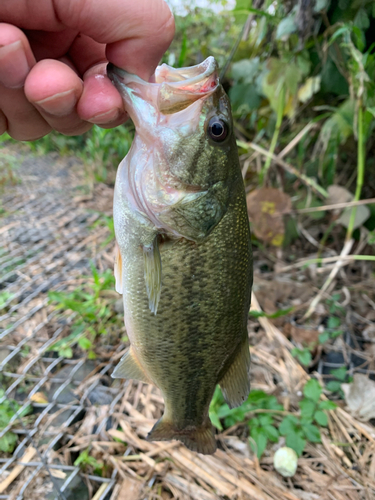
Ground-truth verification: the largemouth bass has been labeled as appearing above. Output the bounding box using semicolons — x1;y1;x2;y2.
107;57;253;455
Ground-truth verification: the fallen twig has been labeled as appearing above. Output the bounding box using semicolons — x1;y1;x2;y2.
238;140;329;199
303;238;354;319
0;446;37;494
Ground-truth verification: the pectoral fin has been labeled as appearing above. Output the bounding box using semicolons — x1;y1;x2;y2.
114;241;123;294
112;348;151;383
219;337;250;409
143;236;162;315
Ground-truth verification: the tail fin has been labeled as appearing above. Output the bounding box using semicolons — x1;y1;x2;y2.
147;418;217;455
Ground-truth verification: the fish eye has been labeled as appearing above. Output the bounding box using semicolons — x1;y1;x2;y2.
207;116;228;142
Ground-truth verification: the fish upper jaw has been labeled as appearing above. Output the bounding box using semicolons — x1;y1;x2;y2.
106;57;219;130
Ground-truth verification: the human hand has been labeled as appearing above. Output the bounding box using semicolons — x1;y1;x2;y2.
0;0;175;140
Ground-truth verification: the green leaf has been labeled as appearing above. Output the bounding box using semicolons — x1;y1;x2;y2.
78;337;92;350
279;415;299;435
326;381;342;392
319;331;330;344
209;411;223;431
177;33;187;67
0;431;18;453
291;347;312;366
302;423;321;443
299;399;316;419
249;307;293;319
249;417;260;428
354;8;370;30
286;431;306;456
314;410;328;426
327;316;341;329
229;84;262;114
217;404;236;419
231;58;260;84
303;379;322;403
59;347;73;358
319;400;337;410
276;16;297;40
330;366;347;381
258;413;274;426
250;427;268;458
331;330;343;339
263;425;279;442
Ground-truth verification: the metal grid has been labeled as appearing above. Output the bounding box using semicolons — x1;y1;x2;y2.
318;327;375;383
0;149;120;499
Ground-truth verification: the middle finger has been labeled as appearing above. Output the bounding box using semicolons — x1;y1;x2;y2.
24;58;92;136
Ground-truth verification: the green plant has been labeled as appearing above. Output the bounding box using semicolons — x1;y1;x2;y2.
0;291;14;309
48;264;117;359
90;213;115;246
326;366;351;397
79;124;134;183
210;379;336;458
74;448;105;476
318;295;345;344
291;347;312;366
0;390;32;453
249;306;293;319
2;123;134;185
279;379;336;456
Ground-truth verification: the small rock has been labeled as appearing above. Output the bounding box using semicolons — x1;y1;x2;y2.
274;447;298;477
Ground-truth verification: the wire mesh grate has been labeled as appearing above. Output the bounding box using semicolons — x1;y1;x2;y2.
0;150;119;499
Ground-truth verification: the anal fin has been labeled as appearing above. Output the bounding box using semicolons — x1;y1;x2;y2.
111;348;151;383
114;241;123;295
219;337;250;409
143;236;162;315
148;418;217;455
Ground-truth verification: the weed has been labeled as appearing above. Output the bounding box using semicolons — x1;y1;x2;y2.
279;380;336;456
291;294;346;366
74;448;105;476
326;367;352;397
48;264;117;359
0;390;32;453
90;213;115;247
249;306;293;319
291;347;312;366
209;379;336;458
79;124;133;183
0;291;14;309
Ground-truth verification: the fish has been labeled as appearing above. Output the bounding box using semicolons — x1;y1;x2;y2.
107;56;253;455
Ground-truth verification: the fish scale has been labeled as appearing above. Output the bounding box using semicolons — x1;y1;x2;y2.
108;57;253;454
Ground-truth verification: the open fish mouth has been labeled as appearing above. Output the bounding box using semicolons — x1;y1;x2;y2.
107;57;219;115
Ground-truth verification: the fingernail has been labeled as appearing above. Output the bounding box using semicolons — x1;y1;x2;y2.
35;89;78;116
87;107;120;124
0;40;30;88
